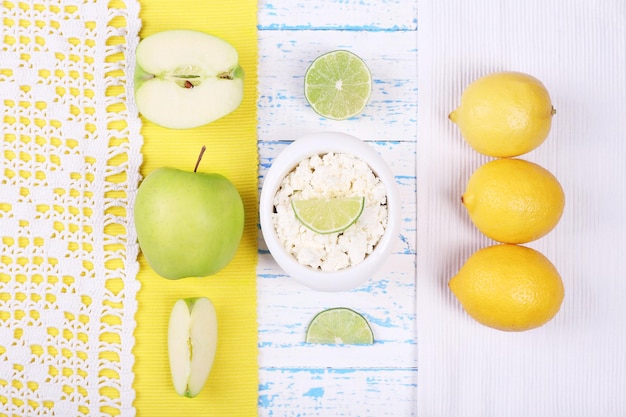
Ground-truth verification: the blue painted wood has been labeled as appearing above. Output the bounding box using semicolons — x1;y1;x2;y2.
257;30;418;143
259;368;417;416
257;1;417;415
259;0;417;31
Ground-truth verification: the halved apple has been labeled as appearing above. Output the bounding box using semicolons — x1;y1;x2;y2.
134;30;244;129
168;297;218;397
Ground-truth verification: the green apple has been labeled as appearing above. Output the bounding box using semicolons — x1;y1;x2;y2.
168;297;218;397
134;29;244;129
134;147;245;279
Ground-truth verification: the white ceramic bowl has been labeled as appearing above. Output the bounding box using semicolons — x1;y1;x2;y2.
259;131;400;292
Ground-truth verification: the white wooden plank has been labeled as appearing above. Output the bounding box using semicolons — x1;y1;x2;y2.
255;3;418;415
257;30;418;142
258;0;417;31
259;368;417;417
257;252;416;368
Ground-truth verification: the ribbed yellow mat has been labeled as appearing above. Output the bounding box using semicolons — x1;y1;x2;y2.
133;1;258;416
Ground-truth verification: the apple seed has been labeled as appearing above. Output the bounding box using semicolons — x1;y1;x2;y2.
218;71;234;80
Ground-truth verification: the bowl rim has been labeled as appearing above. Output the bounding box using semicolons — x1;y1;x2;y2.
259;131;400;292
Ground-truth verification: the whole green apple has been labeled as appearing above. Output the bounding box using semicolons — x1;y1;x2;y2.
134;149;244;279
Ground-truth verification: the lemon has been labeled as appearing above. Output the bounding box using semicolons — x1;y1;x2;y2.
304;50;372;120
449;71;556;157
305;307;374;345
462;158;564;244
292;196;365;234
449;244;564;332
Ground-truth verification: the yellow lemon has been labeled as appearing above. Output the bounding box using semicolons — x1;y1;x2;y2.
449;71;556;157
462;158;564;244
449;244;564;332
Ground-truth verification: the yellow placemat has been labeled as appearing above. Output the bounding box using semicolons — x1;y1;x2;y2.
132;1;258;416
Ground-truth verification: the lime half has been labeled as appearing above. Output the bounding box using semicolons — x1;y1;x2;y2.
304;50;372;120
305;307;374;345
292;196;365;234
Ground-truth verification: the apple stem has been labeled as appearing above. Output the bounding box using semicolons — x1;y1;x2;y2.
194;146;207;173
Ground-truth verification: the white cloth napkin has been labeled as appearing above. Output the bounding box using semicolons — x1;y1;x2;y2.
417;1;626;416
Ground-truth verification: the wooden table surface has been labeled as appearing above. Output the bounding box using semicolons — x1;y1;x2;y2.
256;1;418;415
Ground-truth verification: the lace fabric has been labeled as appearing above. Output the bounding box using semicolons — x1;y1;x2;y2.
0;1;142;415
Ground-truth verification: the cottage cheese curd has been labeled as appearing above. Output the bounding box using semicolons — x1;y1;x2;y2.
272;152;388;272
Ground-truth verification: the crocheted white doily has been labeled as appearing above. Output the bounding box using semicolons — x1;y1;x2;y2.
0;1;142;416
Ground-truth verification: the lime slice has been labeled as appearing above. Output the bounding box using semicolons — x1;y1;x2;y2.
304;50;372;120
292;196;365;234
305;308;374;345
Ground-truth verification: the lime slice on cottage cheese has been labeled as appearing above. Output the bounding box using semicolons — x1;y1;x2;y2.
304;50;372;120
292;196;365;234
305;307;374;345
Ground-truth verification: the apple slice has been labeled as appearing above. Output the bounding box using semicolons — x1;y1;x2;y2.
134;30;244;129
168;297;218;397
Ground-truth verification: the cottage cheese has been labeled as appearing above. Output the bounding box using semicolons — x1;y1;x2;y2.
272;152;388;272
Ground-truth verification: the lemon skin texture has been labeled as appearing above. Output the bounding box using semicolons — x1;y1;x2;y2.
449;71;555;158
462;158;565;244
449;244;564;332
